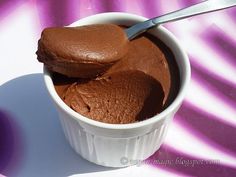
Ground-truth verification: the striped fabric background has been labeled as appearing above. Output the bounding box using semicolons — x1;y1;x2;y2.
0;0;236;177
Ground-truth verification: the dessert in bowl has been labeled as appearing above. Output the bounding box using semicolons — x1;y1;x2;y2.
40;12;190;167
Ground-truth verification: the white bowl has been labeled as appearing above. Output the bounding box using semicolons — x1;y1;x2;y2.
43;12;191;167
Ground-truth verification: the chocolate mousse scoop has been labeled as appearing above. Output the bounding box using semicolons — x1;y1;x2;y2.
63;70;164;124
37;24;128;78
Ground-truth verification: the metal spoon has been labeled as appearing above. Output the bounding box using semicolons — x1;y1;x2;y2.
125;0;236;40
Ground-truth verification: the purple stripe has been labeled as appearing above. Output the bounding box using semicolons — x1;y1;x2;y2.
180;0;201;7
0;110;24;176
35;0;79;28
92;0;125;13
147;145;236;177
201;24;236;67
175;102;236;156
0;0;26;21
77;0;96;18
138;0;161;18
191;59;236;107
228;8;236;20
124;0;142;16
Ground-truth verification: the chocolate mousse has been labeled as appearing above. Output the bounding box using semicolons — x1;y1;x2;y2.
63;70;164;124
37;24;128;78
37;24;180;124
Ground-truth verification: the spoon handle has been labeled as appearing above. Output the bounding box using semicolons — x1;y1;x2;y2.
126;0;236;39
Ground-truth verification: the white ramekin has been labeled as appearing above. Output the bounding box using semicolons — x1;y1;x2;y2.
43;12;191;167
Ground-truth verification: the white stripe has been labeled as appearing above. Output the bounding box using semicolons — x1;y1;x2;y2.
0;3;42;85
